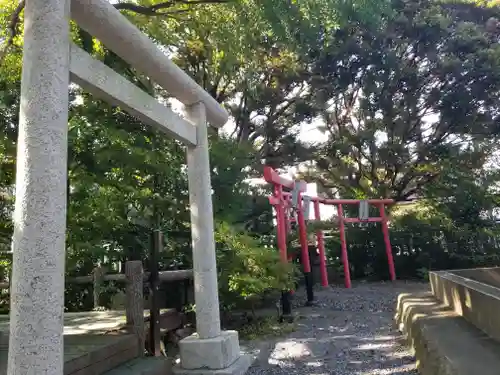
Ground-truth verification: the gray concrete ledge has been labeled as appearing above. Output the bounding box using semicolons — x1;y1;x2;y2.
453;267;500;288
396;291;500;375
430;270;500;342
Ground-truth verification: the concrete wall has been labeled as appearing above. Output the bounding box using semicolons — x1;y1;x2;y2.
430;270;500;343
453;267;500;289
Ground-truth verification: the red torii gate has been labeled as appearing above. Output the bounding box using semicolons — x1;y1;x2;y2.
264;166;396;290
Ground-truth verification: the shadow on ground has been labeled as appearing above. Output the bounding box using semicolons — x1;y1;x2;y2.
245;281;425;375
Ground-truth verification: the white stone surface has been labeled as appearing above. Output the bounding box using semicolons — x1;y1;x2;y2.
8;0;71;374
173;354;253;375
179;331;240;370
70;0;228;127
185;103;221;339
69;44;197;146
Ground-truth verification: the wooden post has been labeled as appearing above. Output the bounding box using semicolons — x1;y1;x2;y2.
149;230;162;356
93;266;105;309
125;260;145;357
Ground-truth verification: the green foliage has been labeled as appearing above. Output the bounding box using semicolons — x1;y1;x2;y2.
215;221;297;310
1;0;500;317
307;219;338;233
307;0;500;200
325;213;500;282
326;168;500;281
424;162;500;229
165;0;388;167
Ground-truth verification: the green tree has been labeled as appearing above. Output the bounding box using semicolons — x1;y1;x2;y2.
424;162;500;229
306;0;500;200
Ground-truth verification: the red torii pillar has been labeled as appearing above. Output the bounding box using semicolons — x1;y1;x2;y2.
313;199;328;287
295;181;311;273
273;183;288;264
315;198;396;288
264;167;316;308
264;167;311;275
264;165;396;290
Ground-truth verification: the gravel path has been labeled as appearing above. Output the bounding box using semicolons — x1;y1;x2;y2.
245;281;425;375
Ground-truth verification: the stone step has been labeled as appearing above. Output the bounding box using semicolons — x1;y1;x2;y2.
104;357;171;375
396;292;500;375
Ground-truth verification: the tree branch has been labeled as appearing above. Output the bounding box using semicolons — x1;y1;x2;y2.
0;0;230;65
114;0;230;16
0;0;25;65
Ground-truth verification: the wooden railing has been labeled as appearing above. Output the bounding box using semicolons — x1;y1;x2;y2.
0;261;193;356
0;266;193;293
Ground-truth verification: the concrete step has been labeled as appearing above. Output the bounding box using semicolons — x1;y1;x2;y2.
396;292;500;375
104;357;171;375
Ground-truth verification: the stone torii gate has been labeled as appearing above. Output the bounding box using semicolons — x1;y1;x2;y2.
9;0;250;374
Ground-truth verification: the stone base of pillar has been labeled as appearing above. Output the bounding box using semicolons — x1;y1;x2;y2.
173;330;252;375
173;355;252;375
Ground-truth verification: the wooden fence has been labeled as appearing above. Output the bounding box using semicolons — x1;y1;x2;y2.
0;261;193;356
0;266;193;305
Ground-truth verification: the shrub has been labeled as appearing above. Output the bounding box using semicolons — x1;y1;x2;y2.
324;208;500;282
214;221;297;312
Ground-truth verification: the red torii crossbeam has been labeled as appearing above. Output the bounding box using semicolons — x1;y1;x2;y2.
263;166;396;289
